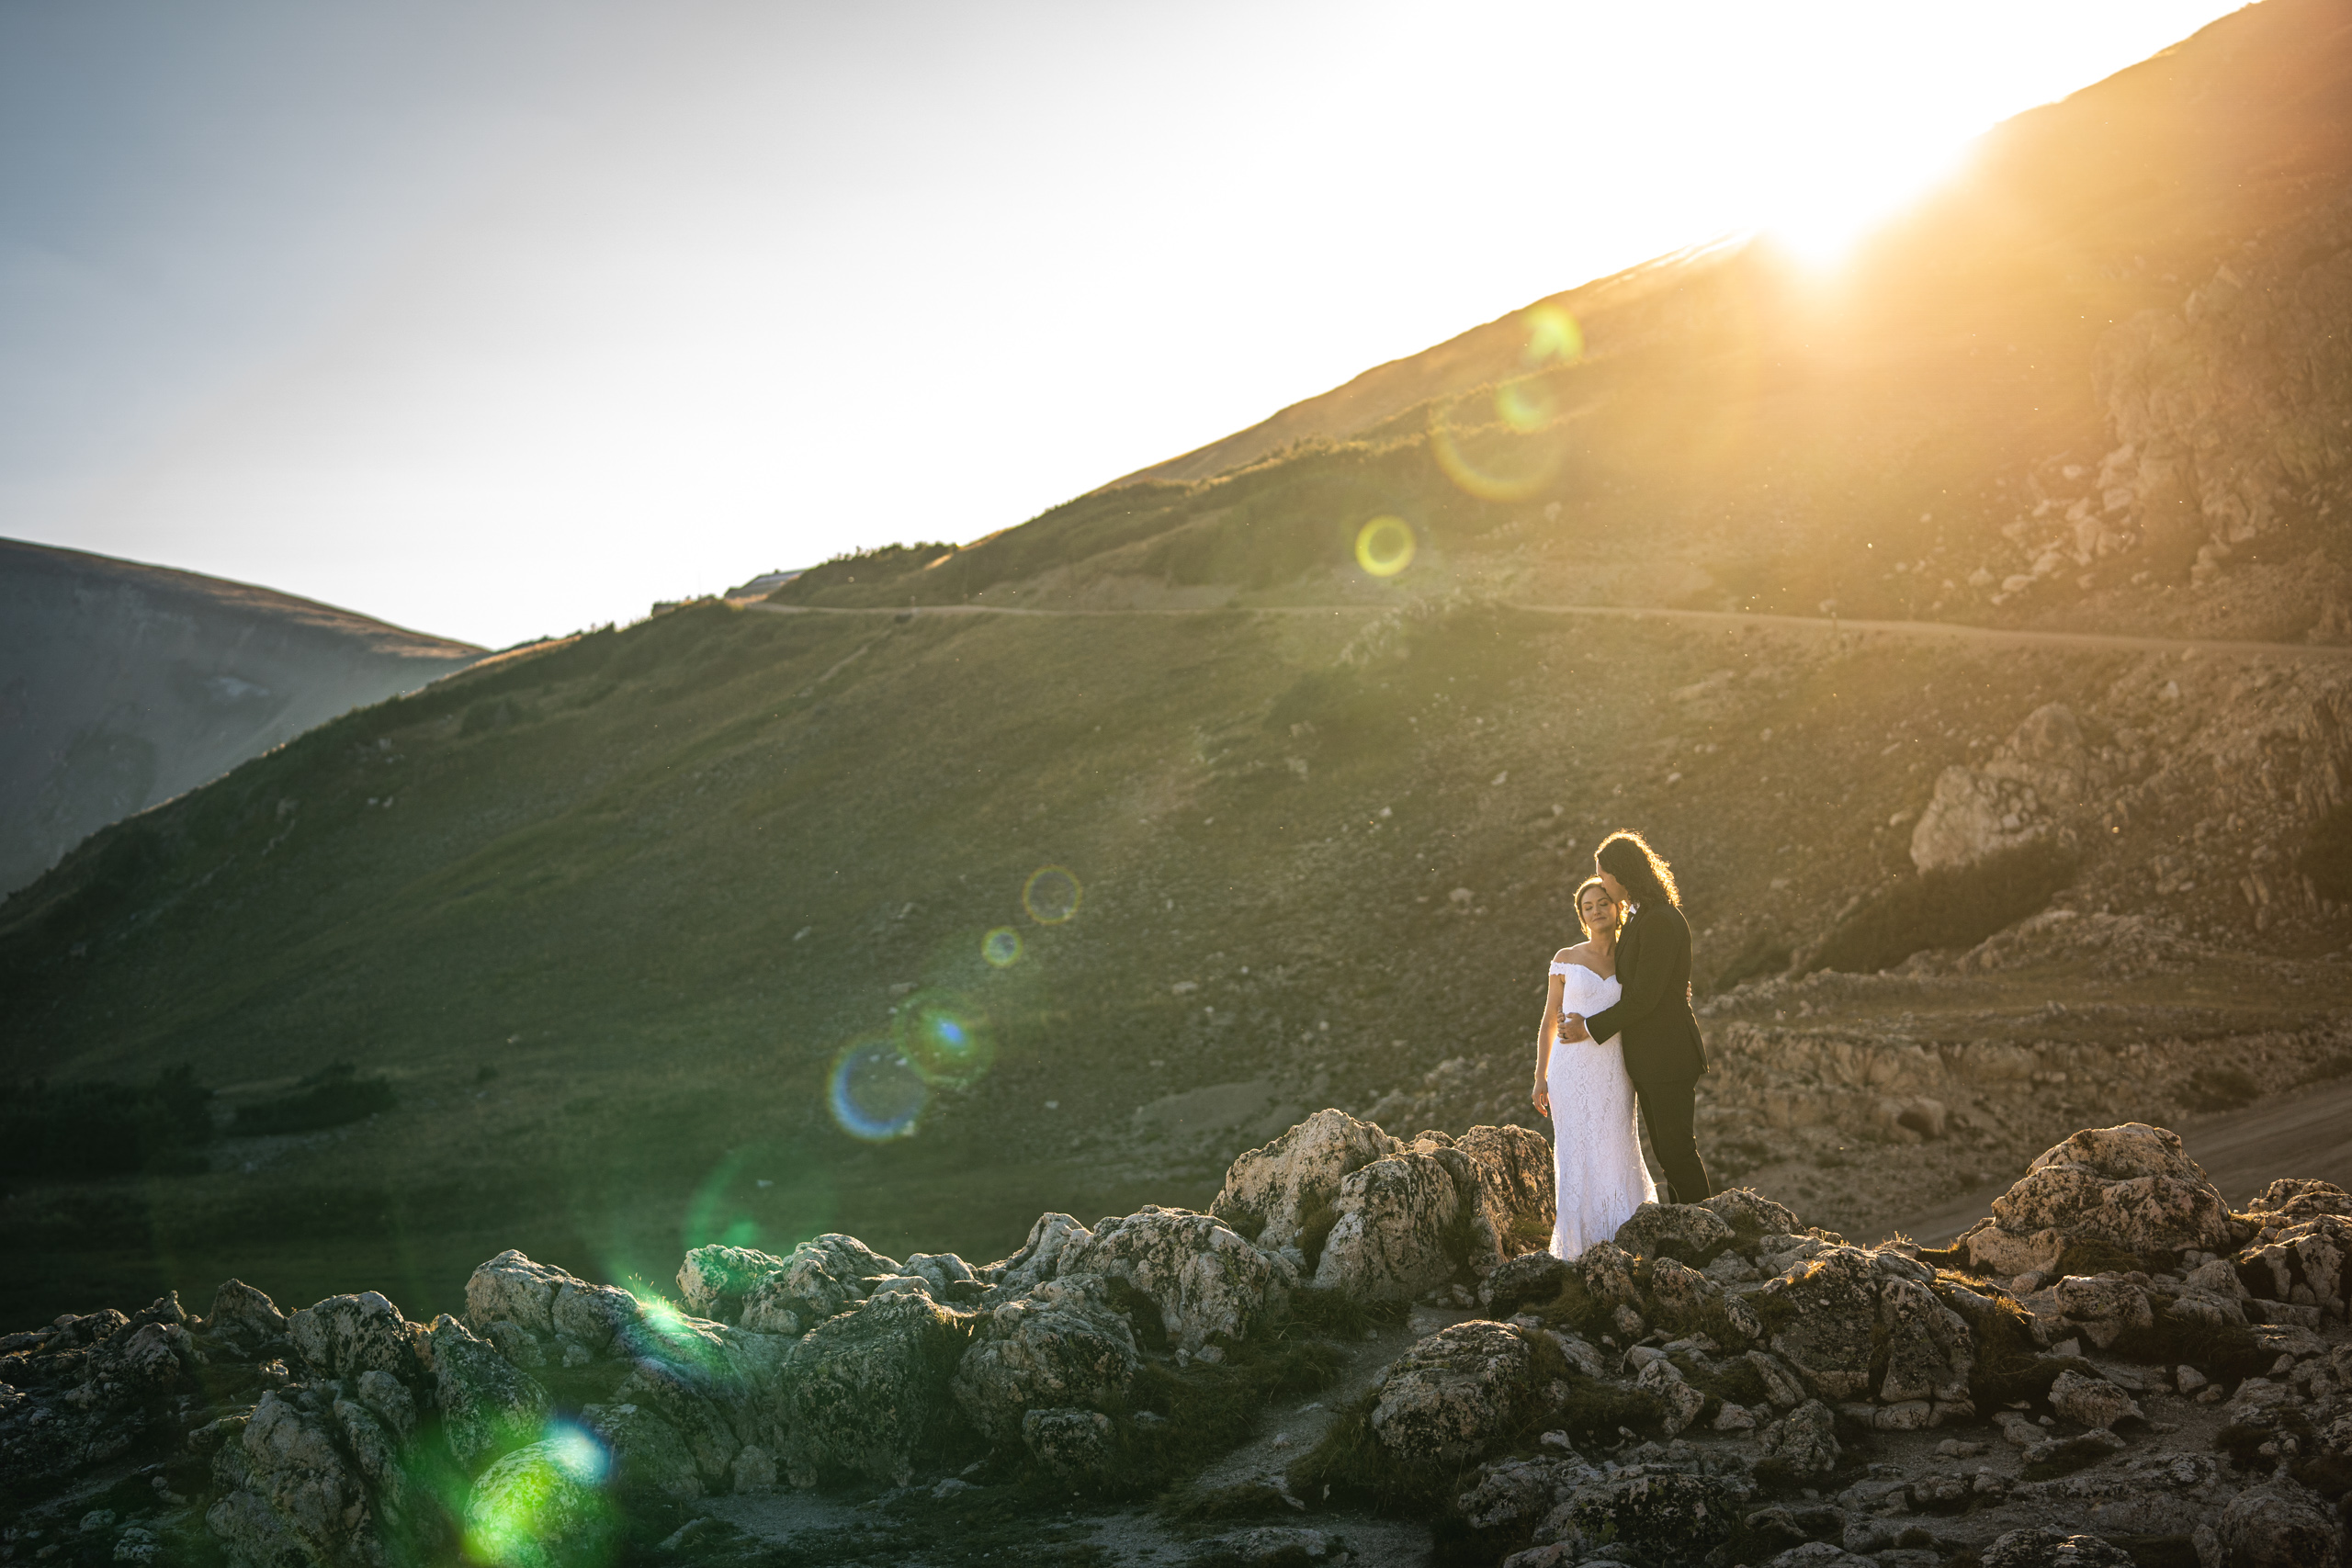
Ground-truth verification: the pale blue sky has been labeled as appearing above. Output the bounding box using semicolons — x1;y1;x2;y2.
2;2;2245;647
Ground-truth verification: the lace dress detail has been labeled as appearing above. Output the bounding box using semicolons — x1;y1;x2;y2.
1546;962;1657;1259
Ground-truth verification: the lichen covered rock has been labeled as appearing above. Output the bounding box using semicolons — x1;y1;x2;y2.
744;1235;903;1336
1367;1321;1558;1468
1544;1471;1741;1562
1963;1123;2239;1274
1876;1276;1973;1404
952;1276;1139;1444
1753;1398;1840;1480
1979;1528;2134;1568
1021;1406;1117;1485
1613;1201;1734;1266
427;1314;550;1474
984;1213;1096;1297
2218;1475;2346;1568
208;1390;385;1568
1756;1246;1877;1400
1310;1152;1462;1303
676;1244;786;1324
286;1293;425;1386
1212;1108;1398;1260
1451;1124;1557;1276
1059;1205;1283;1350
776;1288;970;1487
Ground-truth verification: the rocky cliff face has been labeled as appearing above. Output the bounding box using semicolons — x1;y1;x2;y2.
0;540;480;897
3;1114;2346;1568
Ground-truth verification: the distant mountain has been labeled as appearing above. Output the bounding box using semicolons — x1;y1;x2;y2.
0;539;482;896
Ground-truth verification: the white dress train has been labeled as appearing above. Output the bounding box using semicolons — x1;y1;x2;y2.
1547;961;1657;1259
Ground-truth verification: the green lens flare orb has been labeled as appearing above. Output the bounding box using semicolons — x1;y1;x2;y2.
982;927;1023;967
1354;515;1417;578
900;997;995;1087
827;1039;926;1140
1022;865;1082;924
1521;302;1584;366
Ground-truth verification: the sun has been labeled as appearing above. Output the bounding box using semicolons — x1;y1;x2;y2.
1758;132;1974;271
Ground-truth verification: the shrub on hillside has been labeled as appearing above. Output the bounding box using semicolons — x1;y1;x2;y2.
1808;846;2078;976
0;1066;214;1181
232;1062;395;1135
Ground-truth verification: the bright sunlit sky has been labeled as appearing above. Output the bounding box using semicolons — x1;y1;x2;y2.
1;2;2247;649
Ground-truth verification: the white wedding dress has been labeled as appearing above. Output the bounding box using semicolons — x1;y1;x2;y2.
1547;961;1657;1258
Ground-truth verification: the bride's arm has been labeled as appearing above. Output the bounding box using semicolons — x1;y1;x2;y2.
1532;970;1565;1113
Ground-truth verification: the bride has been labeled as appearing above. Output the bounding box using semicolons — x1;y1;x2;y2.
1531;876;1657;1258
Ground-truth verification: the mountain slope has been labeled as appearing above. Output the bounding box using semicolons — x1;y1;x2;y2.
0;539;483;896
6;1;2352;1325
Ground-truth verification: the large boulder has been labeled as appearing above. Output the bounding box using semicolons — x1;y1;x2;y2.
1367;1321;1559;1469
426;1315;550;1474
951;1276;1139;1445
2218;1476;2346;1568
1311;1152;1462;1303
741;1234;901;1336
776;1288;970;1487
287;1293;425;1387
676;1245;787;1324
1212;1109;1399;1263
209;1280;290;1349
1700;1190;1802;1243
207;1391;383;1568
461;1434;616;1568
465;1252;574;1337
1057;1206;1284;1350
1754;1246;1878;1400
1961;1124;2239;1275
1452;1125;1557;1277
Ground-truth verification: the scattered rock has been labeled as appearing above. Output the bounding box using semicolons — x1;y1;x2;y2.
1757;1245;1877;1399
676;1244;786;1324
2047;1370;2142;1429
743;1235;902;1336
1544;1471;1742;1562
1451;1124;1557;1277
286;1292;425;1385
1754;1399;1840;1480
1479;1250;1571;1315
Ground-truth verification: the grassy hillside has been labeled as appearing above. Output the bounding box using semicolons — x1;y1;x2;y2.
8;0;2352;1326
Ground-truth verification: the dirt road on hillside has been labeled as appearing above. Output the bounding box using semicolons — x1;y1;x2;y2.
748;597;2352;664
1883;1075;2352;1247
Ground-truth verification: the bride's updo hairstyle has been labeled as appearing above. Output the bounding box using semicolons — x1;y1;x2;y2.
1574;875;1620;938
1596;829;1680;908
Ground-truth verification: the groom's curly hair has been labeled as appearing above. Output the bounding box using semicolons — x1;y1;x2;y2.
1596;829;1680;908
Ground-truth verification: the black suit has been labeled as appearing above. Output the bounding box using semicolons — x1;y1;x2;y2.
1584;898;1713;1206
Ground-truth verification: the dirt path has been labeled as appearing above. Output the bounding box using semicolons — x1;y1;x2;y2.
747;596;2352;663
1881;1074;2352;1247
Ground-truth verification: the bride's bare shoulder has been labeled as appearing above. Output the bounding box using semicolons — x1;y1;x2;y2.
1553;942;1599;970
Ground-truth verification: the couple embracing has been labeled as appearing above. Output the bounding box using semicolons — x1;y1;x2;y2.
1531;829;1713;1258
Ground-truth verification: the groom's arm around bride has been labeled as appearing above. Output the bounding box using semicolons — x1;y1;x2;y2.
1572;830;1714;1207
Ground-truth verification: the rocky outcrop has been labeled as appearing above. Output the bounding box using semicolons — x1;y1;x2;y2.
1910;704;2099;871
1366;1320;1562;1468
1959;1122;2242;1279
6;1115;2352;1568
952;1276;1139;1444
1312;1146;1464;1302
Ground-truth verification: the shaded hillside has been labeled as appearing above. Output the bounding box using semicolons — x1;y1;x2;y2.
8;0;2352;1327
0;539;482;896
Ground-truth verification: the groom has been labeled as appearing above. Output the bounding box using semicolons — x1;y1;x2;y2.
1561;829;1714;1206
